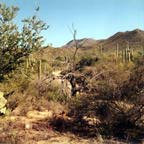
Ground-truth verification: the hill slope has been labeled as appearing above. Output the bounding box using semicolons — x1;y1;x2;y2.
63;29;144;50
63;38;98;49
100;29;144;50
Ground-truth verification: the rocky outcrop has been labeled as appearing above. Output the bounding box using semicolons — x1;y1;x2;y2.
0;92;7;114
51;70;88;97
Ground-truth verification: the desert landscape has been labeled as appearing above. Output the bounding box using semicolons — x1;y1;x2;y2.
0;1;144;144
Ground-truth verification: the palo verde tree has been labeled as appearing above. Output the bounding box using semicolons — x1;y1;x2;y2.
0;3;48;81
21;7;49;52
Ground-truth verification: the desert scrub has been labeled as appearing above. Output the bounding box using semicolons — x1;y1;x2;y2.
74;56;99;71
45;85;68;103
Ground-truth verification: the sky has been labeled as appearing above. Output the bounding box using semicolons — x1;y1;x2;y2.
0;0;144;47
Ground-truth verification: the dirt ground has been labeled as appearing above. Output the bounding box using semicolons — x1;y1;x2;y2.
0;110;129;144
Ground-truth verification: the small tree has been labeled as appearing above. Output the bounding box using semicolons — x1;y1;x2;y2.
21;10;49;52
0;3;48;81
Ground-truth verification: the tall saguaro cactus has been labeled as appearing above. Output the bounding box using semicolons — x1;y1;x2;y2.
122;42;134;63
122;49;125;63
116;43;119;58
38;60;42;80
100;45;103;55
143;46;144;57
26;58;29;69
115;43;134;63
115;43;119;63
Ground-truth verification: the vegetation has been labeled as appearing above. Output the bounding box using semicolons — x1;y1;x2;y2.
0;2;144;144
0;3;48;81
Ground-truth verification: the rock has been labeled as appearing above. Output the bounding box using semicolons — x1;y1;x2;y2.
12;107;21;116
0;107;7;114
50;77;72;97
52;70;62;77
0;92;7;114
25;122;32;129
83;116;101;125
26;110;53;120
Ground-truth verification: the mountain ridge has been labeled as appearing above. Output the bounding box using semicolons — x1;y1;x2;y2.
62;29;144;50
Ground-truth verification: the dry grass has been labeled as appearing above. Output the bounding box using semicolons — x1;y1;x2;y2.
0;114;128;144
0;47;143;143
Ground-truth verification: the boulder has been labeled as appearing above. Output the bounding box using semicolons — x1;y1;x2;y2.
26;110;53;120
0;92;7;114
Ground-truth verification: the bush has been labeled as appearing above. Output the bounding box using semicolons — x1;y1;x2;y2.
74;57;99;71
0;3;48;80
65;57;144;141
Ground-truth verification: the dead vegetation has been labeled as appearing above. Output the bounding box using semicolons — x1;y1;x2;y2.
49;57;144;143
0;3;144;143
0;45;144;143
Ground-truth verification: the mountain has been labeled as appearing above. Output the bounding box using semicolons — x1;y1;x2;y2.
100;29;144;50
63;38;98;49
63;29;144;50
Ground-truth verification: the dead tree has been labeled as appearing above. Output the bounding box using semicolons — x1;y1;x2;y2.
68;24;79;69
64;73;88;96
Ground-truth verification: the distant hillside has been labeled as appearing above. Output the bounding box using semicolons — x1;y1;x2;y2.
62;38;98;49
100;29;144;50
63;29;144;50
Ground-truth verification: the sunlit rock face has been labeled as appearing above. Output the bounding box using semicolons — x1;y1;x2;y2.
0;92;7;114
50;70;72;97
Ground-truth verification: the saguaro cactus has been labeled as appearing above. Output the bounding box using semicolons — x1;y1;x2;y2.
122;49;125;63
115;43;119;63
100;45;103;55
25;57;30;73
124;48;128;62
38;60;42;80
130;48;134;61
128;51;131;62
143;46;144;57
122;42;134;63
116;43;119;58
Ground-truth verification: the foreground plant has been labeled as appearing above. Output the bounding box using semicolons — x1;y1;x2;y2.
0;3;48;81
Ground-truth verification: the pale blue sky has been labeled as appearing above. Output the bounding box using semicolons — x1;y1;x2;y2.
0;0;144;47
